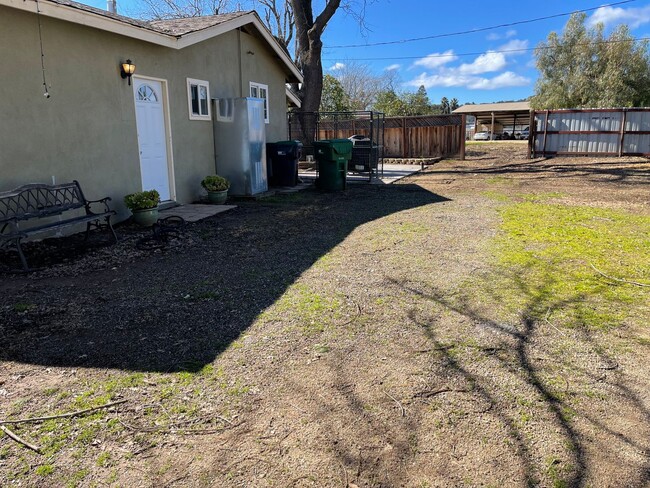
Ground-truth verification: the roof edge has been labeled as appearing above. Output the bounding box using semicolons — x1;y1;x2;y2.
0;0;302;83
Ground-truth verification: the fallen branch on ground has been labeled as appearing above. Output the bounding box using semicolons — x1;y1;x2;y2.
590;263;650;288
413;388;471;399
0;425;41;453
0;399;127;425
382;390;406;417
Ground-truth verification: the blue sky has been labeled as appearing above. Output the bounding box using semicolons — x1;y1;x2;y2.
81;0;650;105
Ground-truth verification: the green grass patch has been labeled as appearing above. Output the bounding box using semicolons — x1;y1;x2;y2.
264;283;343;335
477;201;650;329
13;303;34;313
35;464;55;476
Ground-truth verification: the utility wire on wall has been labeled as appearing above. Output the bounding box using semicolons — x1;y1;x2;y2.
325;0;638;49
35;0;51;98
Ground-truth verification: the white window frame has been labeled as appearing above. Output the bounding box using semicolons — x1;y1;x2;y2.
249;81;270;124
187;78;211;120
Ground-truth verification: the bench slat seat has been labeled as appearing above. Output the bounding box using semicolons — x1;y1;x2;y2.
4;212;115;239
0;181;118;271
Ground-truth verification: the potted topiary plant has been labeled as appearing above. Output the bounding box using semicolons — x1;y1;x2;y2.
201;175;230;204
124;189;161;226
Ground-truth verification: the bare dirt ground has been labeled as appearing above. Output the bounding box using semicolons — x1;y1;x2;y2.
1;141;649;487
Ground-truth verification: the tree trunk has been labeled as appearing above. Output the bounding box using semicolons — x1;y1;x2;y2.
290;0;340;114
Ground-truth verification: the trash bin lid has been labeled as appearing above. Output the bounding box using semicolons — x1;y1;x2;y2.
274;140;303;147
314;139;353;156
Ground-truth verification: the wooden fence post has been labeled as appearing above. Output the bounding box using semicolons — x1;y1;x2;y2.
402;117;407;158
460;114;466;160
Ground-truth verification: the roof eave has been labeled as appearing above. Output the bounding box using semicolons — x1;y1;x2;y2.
0;0;303;83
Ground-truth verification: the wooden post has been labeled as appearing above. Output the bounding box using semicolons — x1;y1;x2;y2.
490;112;495;140
618;109;627;157
528;110;535;159
513;113;517;138
401;117;406;158
541;110;550;156
460;114;466;160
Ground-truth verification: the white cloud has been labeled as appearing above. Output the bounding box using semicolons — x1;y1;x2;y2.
405;70;530;90
498;39;529;54
329;62;346;71
458;51;507;75
486;29;517;41
588;5;650;29
384;64;401;71
466;72;530;90
412;50;458;69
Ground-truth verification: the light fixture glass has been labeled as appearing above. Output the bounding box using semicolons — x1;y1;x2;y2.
121;59;136;85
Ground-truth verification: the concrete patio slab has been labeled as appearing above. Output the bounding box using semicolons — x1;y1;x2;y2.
159;204;237;222
298;163;422;185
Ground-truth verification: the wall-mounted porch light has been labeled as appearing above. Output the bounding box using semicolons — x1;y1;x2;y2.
120;59;136;85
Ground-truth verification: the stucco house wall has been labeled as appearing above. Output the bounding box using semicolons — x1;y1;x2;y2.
0;3;299;221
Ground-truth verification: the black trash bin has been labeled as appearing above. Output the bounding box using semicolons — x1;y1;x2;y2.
348;135;379;173
266;140;303;187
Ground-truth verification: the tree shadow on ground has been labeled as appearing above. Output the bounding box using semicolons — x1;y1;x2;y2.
375;266;650;487
0;184;448;373
441;157;650;185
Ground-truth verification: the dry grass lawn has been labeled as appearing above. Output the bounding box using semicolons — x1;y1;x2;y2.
1;142;649;487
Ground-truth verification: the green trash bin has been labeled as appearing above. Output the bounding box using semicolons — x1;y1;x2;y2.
314;139;353;191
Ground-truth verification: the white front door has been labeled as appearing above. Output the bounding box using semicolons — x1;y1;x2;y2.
133;78;171;201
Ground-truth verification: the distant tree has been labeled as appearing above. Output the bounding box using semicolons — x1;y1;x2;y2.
334;62;395;111
139;0;233;19
450;98;459;112
258;0;294;53
440;97;450;114
404;86;432;115
373;85;447;116
374;89;407;116
531;13;650;109
320;74;351;112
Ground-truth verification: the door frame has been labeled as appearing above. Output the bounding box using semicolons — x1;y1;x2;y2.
132;74;176;202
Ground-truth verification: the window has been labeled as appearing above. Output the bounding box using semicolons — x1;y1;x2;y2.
249;82;269;123
187;78;210;120
136;84;158;102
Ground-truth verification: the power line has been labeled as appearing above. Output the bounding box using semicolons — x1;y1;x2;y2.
323;36;650;62
325;0;638;49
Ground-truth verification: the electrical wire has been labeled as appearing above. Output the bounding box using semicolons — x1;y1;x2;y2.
35;0;50;98
326;0;638;49
323;36;650;62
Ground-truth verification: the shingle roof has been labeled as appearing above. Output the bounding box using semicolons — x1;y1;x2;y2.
45;0;251;37
150;12;249;36
47;0;153;30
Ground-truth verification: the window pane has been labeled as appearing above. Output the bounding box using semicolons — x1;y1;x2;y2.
190;84;199;115
199;85;208;115
251;86;258;98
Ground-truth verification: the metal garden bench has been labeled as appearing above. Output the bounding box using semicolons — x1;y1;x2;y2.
0;181;117;271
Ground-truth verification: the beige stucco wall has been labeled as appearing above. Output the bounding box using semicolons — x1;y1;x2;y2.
0;6;292;222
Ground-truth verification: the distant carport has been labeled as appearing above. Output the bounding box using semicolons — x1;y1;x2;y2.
453;101;531;138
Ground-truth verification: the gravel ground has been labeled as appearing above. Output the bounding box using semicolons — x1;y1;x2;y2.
0;142;649;487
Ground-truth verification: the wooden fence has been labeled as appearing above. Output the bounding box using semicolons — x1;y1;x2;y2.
320;114;465;159
289;112;465;159
530;108;650;158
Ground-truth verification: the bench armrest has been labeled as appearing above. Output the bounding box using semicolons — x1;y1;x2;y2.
85;197;114;215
